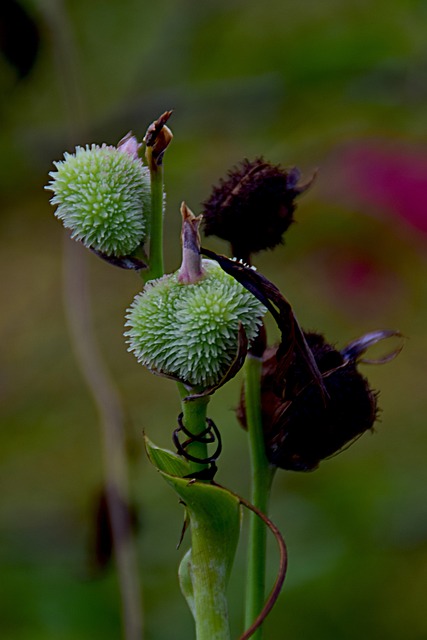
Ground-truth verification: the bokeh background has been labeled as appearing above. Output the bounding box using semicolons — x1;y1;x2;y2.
1;0;427;638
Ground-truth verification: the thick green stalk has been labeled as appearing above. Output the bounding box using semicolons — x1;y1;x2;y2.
244;354;275;637
177;387;233;639
189;517;232;640
145;153;164;280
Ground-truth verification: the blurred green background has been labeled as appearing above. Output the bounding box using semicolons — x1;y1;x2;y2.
1;0;427;638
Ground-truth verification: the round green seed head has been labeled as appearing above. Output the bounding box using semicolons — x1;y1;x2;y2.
125;260;266;388
46;144;151;256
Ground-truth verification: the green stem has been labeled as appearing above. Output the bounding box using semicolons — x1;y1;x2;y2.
177;387;232;639
178;384;210;475
146;156;164;280
143;141;230;639
190;528;232;640
244;354;275;638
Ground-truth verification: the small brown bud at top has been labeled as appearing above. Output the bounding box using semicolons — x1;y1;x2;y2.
202;158;312;261
144;111;173;167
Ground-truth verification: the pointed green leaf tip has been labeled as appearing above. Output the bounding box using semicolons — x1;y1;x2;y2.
46;142;151;256
125;259;266;388
144;436;190;477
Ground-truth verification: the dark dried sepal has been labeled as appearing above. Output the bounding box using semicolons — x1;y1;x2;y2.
90;247;148;270
202;158;313;260
201;247;327;400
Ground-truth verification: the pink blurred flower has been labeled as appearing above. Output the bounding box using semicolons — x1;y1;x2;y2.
331;140;427;235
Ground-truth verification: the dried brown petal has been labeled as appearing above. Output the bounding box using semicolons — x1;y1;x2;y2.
239;332;380;472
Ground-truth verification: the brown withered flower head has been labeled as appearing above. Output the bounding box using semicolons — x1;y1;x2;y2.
202;250;402;472
202;158;312;262
238;332;381;472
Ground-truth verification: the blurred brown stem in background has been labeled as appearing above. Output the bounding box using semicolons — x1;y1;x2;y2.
40;0;144;637
62;240;143;640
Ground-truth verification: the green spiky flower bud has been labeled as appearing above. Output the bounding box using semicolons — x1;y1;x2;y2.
125;203;266;389
125;259;266;388
46;134;151;256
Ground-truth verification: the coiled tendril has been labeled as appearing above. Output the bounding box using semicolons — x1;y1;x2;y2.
172;412;222;479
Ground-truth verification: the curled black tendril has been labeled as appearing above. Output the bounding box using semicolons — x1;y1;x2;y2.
172;412;222;479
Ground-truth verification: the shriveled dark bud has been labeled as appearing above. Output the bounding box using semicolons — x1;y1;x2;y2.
88;488;139;575
202;158;311;261
238;332;378;472
143;110;173;168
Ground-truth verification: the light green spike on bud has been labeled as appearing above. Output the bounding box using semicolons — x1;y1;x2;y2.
125;259;266;388
46;136;151;256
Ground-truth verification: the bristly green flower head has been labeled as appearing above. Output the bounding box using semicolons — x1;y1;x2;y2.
125;259;266;388
46;135;151;256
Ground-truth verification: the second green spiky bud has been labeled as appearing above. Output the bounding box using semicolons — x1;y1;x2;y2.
125;204;266;389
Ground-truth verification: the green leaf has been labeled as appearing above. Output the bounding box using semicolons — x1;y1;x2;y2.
163;473;241;640
161;472;241;581
144;436;241;640
144;435;189;477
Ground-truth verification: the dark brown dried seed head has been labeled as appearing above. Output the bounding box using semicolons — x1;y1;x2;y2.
238;332;379;471
202;158;311;261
